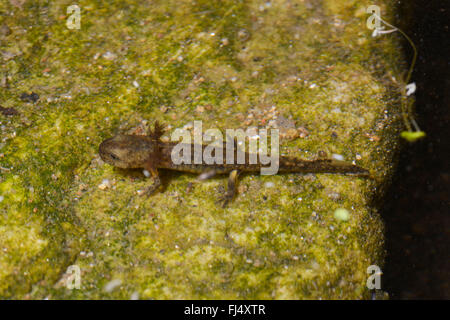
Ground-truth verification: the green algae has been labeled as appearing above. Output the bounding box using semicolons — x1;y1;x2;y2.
0;0;407;299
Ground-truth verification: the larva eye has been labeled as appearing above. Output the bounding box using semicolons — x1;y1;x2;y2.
109;153;120;161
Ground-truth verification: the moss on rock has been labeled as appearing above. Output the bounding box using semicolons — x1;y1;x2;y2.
0;0;407;299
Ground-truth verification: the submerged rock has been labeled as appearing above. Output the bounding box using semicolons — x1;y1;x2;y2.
0;0;407;299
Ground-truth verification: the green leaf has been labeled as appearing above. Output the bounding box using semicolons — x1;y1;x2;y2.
400;131;426;142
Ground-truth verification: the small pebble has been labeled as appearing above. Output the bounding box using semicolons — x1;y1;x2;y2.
237;29;249;40
102;51;117;60
332;154;345;161
264;182;274;188
327;191;341;201
98;179;111;190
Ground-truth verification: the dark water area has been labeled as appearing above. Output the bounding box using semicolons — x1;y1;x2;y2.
382;0;449;299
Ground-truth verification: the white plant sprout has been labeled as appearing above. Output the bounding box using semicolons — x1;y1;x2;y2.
371;12;425;142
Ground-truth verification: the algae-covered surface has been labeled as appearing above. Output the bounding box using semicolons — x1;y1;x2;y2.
0;0;407;299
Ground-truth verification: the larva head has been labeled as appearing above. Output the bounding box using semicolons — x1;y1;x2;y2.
99;134;154;169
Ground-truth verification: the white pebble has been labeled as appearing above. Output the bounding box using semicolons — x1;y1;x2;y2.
102;51;117;60
98;179;111;190
332;154;345;161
